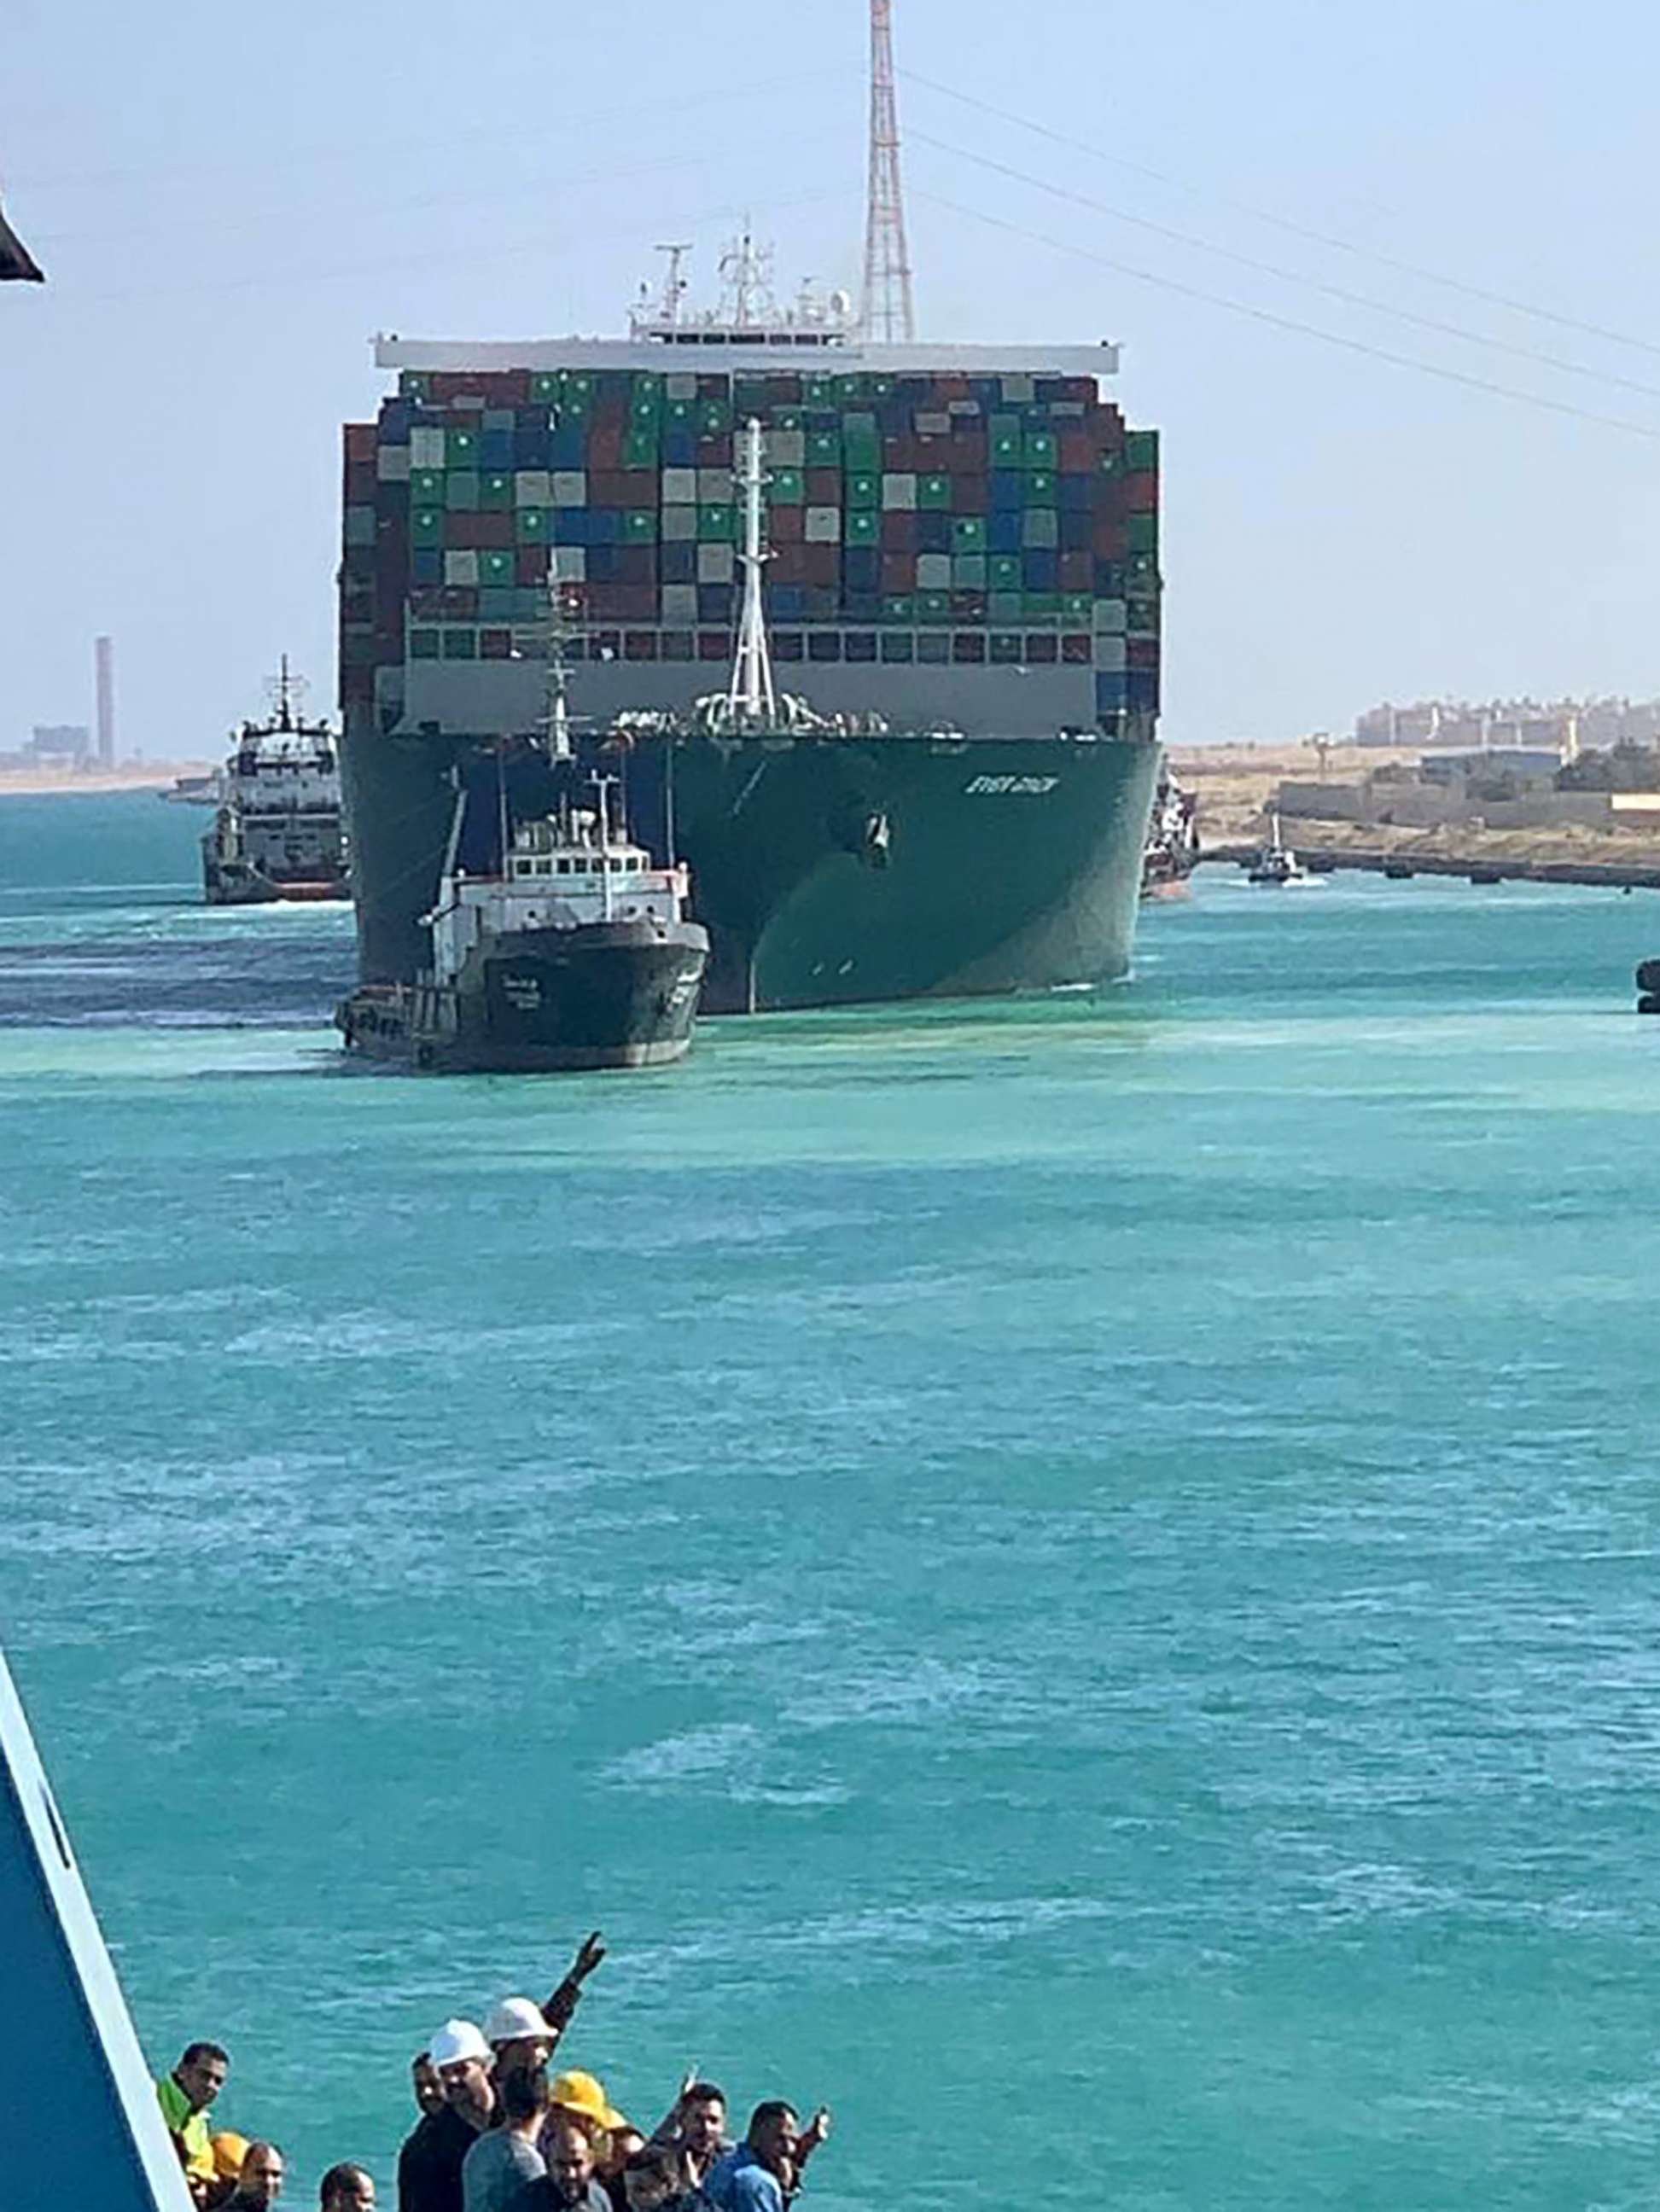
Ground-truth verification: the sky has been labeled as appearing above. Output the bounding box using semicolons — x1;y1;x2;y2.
4;0;1660;753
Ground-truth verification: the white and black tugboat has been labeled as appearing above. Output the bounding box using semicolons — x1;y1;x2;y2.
1246;812;1319;889
203;660;349;905
336;625;708;1074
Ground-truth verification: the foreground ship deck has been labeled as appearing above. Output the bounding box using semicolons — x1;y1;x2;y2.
338;277;1163;1011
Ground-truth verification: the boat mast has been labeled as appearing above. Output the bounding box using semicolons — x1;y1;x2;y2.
727;418;777;727
544;579;575;762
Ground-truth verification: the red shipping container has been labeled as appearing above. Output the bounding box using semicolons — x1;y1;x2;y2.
616;547;657;585
345;423;377;464
770;544;809;583
1125;471;1158;514
1058;551;1092;591
341;667;374;709
881;552;917;592
952;475;988;516
1092;517;1127;559
587;427;623;470
473;511;513;550
806;469;840;504
697;631;730;660
933;374;970;401
616;469;659;506
1128;636;1161;670
882;510;919;551
1061;633;1092;665
696;435;733;467
440;586;479;619
590;387;629;428
1058;429;1095;472
589;472;629;508
481;629;513;660
770;506;805;545
516;547;549;586
802;545;840;587
495;371;531;405
882;434;917;470
948;434;987;475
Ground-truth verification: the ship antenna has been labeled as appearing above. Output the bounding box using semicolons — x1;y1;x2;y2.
859;0;917;342
544;579;575;761
656;242;691;327
727;419;778;727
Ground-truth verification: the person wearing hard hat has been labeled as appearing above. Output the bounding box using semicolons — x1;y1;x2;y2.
399;2020;496;2212
547;2071;629;2140
483;1996;558;2083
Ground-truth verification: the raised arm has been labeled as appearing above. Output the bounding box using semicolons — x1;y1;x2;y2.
540;1929;608;2036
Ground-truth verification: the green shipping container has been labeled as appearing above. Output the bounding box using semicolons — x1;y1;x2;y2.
882;595;915;620
1024;470;1057;505
481;473;514;510
624;430;660;469
400;371;432;400
411;469;444;503
1125;429;1158;471
532;373;561;403
989;555;1022;591
1023;430;1057;469
769;469;806;505
445;473;480;511
442;629;477;659
625;510;658;543
807;429;841;466
410;628;440;659
516;508;549;542
481;551;515;586
1063;592;1094;620
699;400;732;436
1023;592;1061;618
918;474;952;510
1127;514;1158;554
952;517;986;552
846;472;879;509
448;428;480;467
846;511;879;545
412;509;445;547
698;505;736;542
917;591;952;623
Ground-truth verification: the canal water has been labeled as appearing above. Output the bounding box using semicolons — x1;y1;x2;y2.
2;792;1657;2209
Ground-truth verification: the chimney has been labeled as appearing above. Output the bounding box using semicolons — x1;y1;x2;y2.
94;637;114;767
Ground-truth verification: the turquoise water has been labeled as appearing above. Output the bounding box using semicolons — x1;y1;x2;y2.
3;793;1659;2209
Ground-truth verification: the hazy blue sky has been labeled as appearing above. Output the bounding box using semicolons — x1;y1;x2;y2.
4;0;1659;752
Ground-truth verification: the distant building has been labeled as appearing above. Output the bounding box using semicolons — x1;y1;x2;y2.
1356;696;1660;754
28;725;90;765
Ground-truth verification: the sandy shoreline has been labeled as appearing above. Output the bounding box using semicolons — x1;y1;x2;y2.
0;765;214;799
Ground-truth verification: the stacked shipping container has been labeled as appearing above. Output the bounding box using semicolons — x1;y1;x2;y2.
341;366;1160;730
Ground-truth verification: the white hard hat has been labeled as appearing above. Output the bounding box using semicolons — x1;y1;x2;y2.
484;1997;552;2046
428;2019;491;2069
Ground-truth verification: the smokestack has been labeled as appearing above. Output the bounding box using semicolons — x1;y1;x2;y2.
95;637;114;767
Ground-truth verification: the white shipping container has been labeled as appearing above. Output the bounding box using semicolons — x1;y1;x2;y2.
411;428;445;469
805;507;842;544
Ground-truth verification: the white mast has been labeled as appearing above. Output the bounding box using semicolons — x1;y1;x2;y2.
727;418;777;726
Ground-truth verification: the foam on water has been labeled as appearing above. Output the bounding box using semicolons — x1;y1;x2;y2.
3;795;1660;2208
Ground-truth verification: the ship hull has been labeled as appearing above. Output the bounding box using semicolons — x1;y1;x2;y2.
343;723;1160;1016
204;861;351;907
337;917;707;1073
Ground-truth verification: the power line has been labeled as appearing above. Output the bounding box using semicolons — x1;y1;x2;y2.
904;66;1660;367
911;126;1660;407
912;186;1660;442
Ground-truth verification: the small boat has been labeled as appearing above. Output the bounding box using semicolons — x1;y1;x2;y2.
1247;813;1320;888
202;660;350;905
1140;768;1200;900
337;773;708;1073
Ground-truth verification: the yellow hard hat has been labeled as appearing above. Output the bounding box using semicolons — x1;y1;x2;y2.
212;2132;250;2181
550;2069;628;2133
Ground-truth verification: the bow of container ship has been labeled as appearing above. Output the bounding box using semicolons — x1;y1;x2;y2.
338;316;1163;1014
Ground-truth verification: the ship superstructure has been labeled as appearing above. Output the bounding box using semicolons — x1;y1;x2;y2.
203;661;350;905
338;240;1162;1010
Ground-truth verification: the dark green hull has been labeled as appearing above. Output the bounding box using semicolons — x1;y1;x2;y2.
342;722;1159;1016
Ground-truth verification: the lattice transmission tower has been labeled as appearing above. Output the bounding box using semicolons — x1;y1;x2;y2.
859;0;917;342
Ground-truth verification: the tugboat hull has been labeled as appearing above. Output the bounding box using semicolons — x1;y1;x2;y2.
338;918;708;1074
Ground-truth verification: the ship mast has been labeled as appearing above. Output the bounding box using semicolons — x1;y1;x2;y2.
859;0;917;342
727;419;778;727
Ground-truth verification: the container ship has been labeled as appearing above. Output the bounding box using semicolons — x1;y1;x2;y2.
338;252;1162;1012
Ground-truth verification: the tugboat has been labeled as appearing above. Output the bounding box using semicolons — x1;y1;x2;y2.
336;619;708;1074
1247;812;1319;888
202;661;349;905
1141;767;1200;899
